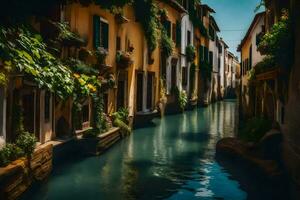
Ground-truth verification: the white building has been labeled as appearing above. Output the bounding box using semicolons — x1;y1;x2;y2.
208;16;220;102
181;12;194;96
218;38;229;99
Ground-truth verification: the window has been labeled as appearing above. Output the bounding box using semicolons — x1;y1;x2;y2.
249;45;252;69
209;25;215;41
116;36;121;51
147;72;154;110
204;47;209;62
93;15;109;49
209;51;213;66
182;67;187;87
176;21;181;47
163;20;171;37
187;30;191;45
44;91;50;122
82;104;89;123
172;23;176;43
218;58;221;69
182;0;188;10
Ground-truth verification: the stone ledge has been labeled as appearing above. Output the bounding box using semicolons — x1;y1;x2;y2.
0;144;53;200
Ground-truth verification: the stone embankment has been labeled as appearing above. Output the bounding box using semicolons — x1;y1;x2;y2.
0;144;53;200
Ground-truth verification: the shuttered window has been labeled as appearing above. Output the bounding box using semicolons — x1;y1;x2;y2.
176;21;181;47
93;15;100;49
93;15;109;49
204;47;208;62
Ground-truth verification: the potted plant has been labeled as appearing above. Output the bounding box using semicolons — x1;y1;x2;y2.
186;45;196;62
116;51;133;69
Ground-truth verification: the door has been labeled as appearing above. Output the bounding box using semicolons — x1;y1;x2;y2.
171;59;177;92
22;92;37;138
117;80;125;109
147;73;154;110
136;72;144;112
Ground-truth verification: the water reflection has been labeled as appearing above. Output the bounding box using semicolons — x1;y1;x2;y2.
22;100;246;200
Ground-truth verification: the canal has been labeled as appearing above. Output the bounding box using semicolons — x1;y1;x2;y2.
22;100;248;200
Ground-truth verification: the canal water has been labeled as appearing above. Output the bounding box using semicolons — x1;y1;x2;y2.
22;100;249;200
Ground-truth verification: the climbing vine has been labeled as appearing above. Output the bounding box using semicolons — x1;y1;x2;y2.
134;0;160;54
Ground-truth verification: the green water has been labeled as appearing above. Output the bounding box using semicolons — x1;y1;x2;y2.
22;100;248;200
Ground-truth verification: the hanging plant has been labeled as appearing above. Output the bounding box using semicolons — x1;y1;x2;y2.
0;25;75;99
258;9;293;70
94;47;109;66
116;51;133;69
134;0;160;54
160;30;174;58
186;45;196;62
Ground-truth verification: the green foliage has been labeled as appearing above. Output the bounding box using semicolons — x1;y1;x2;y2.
188;0;208;37
116;51;133;69
174;87;188;111
15;132;37;157
0;72;7;85
258;10;293;70
91;93;103;133
94;47;108;65
0;144;24;167
113;118;131;135
51;21;86;47
160;30;174;57
82;128;98;138
0;25;75;99
238;117;272;143
253;55;276;75
189;62;196;92
134;0;160;53
186;45;196;62
65;58;99;75
112;107;131;135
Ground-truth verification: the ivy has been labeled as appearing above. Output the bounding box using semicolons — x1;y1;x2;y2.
0;25;75;99
160;30;174;58
258;10;293;70
188;0;208;37
186;45;196;62
134;0;160;53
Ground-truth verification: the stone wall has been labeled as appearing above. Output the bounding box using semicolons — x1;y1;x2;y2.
282;0;300;199
0;144;53;200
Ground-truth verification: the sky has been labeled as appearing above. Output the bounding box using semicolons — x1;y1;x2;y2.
202;0;264;61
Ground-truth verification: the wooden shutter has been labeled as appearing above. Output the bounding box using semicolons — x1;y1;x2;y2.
93;15;100;49
101;21;109;49
204;47;208;62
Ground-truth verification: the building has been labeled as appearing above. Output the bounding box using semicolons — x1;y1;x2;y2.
237;11;265;117
208;16;220;103
218;38;229;99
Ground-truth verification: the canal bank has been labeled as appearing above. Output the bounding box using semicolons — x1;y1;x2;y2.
20;100;279;200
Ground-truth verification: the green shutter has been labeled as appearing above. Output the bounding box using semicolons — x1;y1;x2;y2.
101;21;109;49
200;45;204;62
204;47;208;62
93;15;100;49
